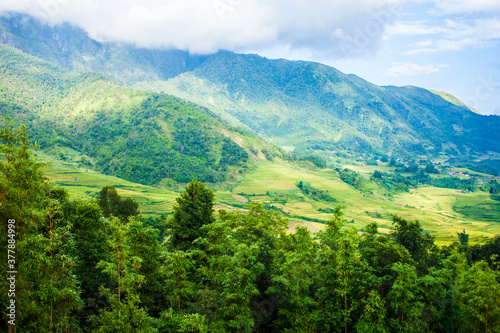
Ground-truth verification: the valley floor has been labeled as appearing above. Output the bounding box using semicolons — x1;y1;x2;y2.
43;154;500;245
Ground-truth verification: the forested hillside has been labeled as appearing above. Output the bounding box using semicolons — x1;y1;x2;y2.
137;51;500;157
0;44;283;185
1;124;500;332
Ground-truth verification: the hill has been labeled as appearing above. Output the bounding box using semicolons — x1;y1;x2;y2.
135;51;500;158
0;44;283;185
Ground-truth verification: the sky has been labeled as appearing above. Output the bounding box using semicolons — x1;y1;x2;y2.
0;0;499;115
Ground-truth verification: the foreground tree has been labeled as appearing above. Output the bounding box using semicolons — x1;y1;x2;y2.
270;226;317;332
456;260;500;333
95;217;156;332
64;200;111;330
168;181;215;251
1;121;82;332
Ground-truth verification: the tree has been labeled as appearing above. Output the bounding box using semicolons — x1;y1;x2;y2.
96;217;156;332
217;203;288;331
388;263;425;332
456;261;500;333
0;121;57;333
168;181;215;251
457;229;469;246
194;217;264;332
97;186;139;221
18;193;82;332
315;207;372;333
356;290;388;333
64;199;111;331
391;215;435;273
360;222;413;297
269;227;317;332
0;120;49;229
127;217;165;318
425;163;439;174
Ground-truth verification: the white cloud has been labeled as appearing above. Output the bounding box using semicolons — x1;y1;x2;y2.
386;62;448;76
386;20;447;35
428;0;500;15
406;18;500;54
0;0;407;56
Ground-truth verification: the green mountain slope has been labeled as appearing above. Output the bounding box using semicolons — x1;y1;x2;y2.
135;51;500;157
0;14;208;84
1;14;498;160
0;44;282;185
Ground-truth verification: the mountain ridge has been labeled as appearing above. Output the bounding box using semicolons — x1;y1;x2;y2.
134;51;500;157
0;13;209;84
1;13;499;161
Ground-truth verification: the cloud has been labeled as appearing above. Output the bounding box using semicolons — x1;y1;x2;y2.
428;0;500;15
0;0;407;57
386;62;448;76
386;20;447;35
406;18;500;54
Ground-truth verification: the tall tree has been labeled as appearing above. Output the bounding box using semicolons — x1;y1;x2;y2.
96;217;156;332
315;207;373;333
195;217;264;332
456;260;500;333
269;226;317;332
168;181;215;251
18;194;82;332
64;199;111;331
391;215;436;273
388;263;425;332
127;217;165;318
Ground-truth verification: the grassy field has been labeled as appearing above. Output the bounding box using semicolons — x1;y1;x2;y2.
42;153;500;245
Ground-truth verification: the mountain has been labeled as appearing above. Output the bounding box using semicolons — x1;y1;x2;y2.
1;14;499;161
0;14;208;84
0;43;283;185
135;51;500;157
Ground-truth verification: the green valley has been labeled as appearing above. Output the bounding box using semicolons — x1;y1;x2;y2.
1;12;500;333
42;152;500;245
0;16;498;246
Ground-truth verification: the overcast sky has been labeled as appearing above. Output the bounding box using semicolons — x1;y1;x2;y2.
1;0;499;114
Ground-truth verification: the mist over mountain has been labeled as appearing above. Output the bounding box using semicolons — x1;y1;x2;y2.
0;14;209;84
1;13;499;162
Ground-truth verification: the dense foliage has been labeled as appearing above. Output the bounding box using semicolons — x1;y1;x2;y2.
2;124;500;332
371;169;480;194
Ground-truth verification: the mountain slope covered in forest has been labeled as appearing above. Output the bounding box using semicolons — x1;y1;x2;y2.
2;14;499;159
136;51;500;157
0;44;283;185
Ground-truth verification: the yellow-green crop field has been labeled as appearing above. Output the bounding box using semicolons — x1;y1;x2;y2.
44;158;500;246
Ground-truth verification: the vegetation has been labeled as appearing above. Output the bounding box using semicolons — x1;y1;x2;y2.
296;181;337;202
0;44;281;185
137;51;500;159
3;124;500;332
1;16;500;332
338;168;368;192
